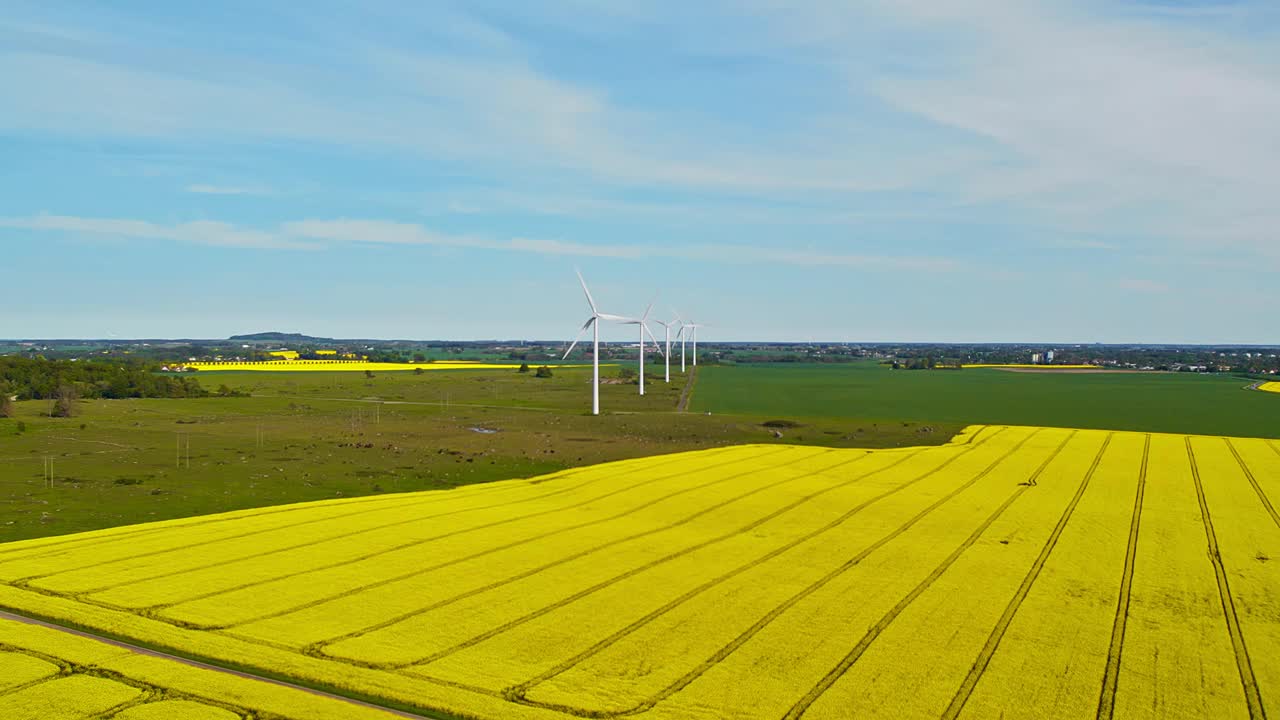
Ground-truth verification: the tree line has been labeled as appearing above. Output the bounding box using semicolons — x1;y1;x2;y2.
0;356;207;402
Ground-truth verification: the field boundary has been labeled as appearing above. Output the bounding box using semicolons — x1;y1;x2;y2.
1096;434;1151;720
1185;438;1266;719
13;446;758;601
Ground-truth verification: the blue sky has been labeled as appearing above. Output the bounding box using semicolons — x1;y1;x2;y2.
2;0;1278;343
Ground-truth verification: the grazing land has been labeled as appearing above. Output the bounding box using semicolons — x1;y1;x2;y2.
0;367;955;543
692;362;1280;438
0;425;1276;719
0;615;408;719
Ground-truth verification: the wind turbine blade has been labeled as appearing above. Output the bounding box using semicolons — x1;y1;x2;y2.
576;269;599;315
642;300;654;323
597;313;633;322
643;323;666;358
562;317;594;359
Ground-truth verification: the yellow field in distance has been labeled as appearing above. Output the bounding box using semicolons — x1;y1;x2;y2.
0;617;405;720
184;360;533;372
1260;381;1280;394
0;425;1277;719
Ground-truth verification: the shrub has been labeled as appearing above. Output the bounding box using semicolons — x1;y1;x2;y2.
0;394;13;418
535;366;554;378
518;363;530;374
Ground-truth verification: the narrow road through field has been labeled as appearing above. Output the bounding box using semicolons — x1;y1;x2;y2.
677;366;699;413
0;608;440;720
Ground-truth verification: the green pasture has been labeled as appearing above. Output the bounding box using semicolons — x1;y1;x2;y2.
691;362;1280;438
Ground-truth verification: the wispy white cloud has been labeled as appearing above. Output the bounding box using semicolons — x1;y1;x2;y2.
2;213;958;271
0;214;313;250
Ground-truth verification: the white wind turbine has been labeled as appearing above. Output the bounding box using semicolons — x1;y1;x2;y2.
562;271;628;415
684;319;704;367
674;311;704;369
653;316;683;383
615;303;664;395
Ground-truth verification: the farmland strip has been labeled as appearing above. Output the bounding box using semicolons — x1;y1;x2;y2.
36;446;784;596
273;449;868;644
1226;439;1280;530
941;433;1112;720
1186;438;1267;720
781;430;1072;720
398;431;1018;673
502;430;1011;705
181;447;804;630
1095;433;1150;720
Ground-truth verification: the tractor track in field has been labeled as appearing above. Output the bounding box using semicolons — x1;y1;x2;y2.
783;429;1071;720
0;609;443;720
199;447;794;633
303;447;834;654
1225;438;1280;530
500;427;1021;718
1096;434;1151;720
1185;438;1266;720
942;433;1112;719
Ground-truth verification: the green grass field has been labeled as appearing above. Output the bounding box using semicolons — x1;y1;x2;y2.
0;366;954;543
691;362;1280;437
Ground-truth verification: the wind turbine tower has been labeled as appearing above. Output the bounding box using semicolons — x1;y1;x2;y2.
655;317;681;383
616;303;663;395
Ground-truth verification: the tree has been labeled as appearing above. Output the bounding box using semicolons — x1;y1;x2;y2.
52;384;79;418
618;366;637;381
0;393;14;418
518;363;530;373
413;353;427;363
535;365;554;378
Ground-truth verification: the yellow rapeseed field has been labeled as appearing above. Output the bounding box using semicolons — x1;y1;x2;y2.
1260;381;1280;393
183;359;530;372
0;426;1276;719
0;617;406;719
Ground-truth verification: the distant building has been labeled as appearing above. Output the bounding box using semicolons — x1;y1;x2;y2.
1031;352;1043;364
1046;350;1055;363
